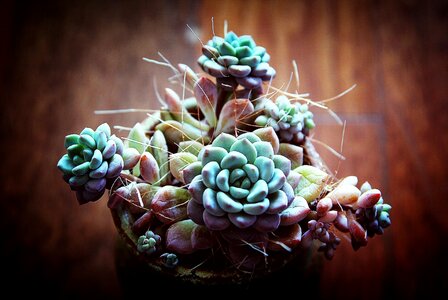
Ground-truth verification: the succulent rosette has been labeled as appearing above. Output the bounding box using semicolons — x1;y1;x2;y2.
255;95;315;143
198;31;276;90
184;131;298;232
57;123;124;203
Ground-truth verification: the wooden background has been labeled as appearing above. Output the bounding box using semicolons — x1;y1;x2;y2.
1;0;447;298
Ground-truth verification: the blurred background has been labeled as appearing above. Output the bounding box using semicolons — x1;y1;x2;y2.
1;0;447;298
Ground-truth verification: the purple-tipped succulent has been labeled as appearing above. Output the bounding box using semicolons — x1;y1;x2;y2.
57;123;124;204
255;95;315;144
185;132;295;232
198;31;276;90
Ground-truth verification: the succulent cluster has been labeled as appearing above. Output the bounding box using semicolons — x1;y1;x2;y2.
255;95;315;143
57;123;124;203
185;132;294;232
137;230;161;255
57;29;392;273
355;182;392;238
198;31;275;91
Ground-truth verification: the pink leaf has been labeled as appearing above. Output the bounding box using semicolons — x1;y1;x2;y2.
194;77;218;127
214;98;254;136
151;186;189;224
166;220;196;254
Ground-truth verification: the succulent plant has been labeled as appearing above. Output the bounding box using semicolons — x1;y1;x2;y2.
57;28;394;272
355;182;392;237
185;131;296;232
160;253;179;268
198;31;276;91
137;230;161;255
255;95;315;144
57;123;125;203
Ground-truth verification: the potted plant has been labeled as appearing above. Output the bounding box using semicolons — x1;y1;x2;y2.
57;29;392;294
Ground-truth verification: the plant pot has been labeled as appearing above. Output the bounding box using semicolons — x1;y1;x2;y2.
110;140;326;295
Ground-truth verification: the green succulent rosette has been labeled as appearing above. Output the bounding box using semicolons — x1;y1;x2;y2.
57;123;124;204
198;31;276;90
137;230;161;255
255;95;315;143
185;132;295;232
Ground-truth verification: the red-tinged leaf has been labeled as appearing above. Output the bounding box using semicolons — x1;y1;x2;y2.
279;143;303;169
267;224;302;252
108;182;158;212
191;225;214;250
318;210;338;223
334;212;349;232
253;127;279;154
214;98;254;136
132;211;155;235
348;216;368;246
280;196;311;226
316;197;333;217
166;220;196;254
140;152;160;184
194;77;218;127
327;184;361;206
151;186;189;224
353;188;381;209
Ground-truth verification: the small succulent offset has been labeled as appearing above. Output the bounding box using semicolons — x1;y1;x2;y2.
160;253;179;268
57;123;124;204
57;28;393;274
198;31;276;91
255;95;315;144
137;230;161;255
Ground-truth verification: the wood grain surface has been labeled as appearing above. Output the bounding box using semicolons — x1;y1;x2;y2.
1;0;447;298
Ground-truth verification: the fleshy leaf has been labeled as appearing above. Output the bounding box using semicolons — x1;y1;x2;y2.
214;99;254;136
178;64;199;89
326;184;361;206
150;130;170;185
230;138;257;164
193;77;218;127
127;123;147;154
293;165;329;202
155;120;209;145
253;127;279;154
139;152;160;184
169;152;197;184
164;88;209;131
151;186;190;224
279;143;303;169
191;225;213;250
122;147;141;170
182;161;202;184
353;189;381;209
178;140;204;156
279;196;310;226
166;220;196;254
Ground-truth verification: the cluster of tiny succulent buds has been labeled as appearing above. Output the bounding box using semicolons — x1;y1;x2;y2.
255;95;315;144
355;182;392;237
303;220;341;260
137;230;161;255
198;31;275;91
57;123;125;204
160;253;179;268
